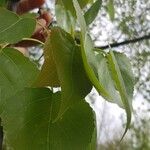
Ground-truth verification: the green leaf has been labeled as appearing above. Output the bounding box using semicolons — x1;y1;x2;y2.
73;0;111;100
96;53;123;107
0;48;39;87
49;27;92;119
60;0;93;15
35;33;60;87
107;0;115;21
0;8;36;44
1;89;95;150
21;12;37;19
0;48;39;111
0;0;7;7
55;0;93;33
77;0;94;8
113;52;134;101
73;0;134;139
88;128;97;150
55;4;76;33
84;0;102;25
107;51;134;139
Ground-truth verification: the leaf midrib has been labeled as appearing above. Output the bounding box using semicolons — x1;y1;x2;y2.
0;18;22;34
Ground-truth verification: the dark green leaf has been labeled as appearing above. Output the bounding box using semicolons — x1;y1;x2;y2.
88;128;97;150
35;33;60;87
0;8;36;44
0;0;7;7
49;27;92;119
1;89;95;150
0;48;39;111
84;0;102;25
0;48;39;87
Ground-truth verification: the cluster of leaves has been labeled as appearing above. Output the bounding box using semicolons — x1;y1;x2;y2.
0;0;134;149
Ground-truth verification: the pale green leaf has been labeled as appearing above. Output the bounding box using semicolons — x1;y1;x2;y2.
55;4;76;33
107;0;115;21
107;51;133;139
114;52;134;102
57;0;93;16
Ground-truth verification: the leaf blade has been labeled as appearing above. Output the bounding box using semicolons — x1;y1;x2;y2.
107;0;115;21
84;0;102;25
0;8;36;44
73;0;111;100
49;27;92;119
107;51;133;139
1;89;95;150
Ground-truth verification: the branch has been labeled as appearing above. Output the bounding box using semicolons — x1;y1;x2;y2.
96;34;150;50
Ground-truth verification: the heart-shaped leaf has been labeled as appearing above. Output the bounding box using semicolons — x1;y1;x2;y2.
1;88;95;150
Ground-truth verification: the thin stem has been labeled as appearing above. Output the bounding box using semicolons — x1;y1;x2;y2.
22;38;45;45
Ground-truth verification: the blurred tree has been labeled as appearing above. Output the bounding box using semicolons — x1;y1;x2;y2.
86;0;150;149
